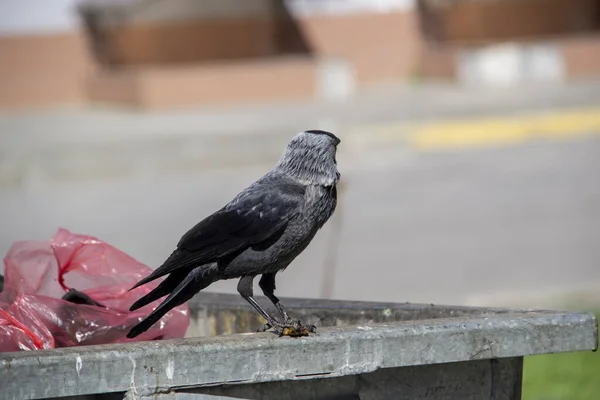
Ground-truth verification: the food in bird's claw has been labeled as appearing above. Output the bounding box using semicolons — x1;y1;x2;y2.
126;130;341;339
280;324;317;337
258;321;317;337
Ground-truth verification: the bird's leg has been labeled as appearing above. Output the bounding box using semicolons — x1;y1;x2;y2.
259;273;290;321
238;276;312;337
258;274;316;336
238;276;285;328
245;296;287;329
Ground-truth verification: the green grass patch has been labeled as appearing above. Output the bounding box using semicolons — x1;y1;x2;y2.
522;310;599;400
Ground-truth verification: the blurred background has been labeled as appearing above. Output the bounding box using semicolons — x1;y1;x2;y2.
1;0;599;397
2;0;600;306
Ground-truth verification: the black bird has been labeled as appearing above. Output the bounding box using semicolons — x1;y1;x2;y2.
126;130;341;338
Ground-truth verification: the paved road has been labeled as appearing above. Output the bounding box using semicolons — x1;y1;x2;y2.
2;129;599;308
2;81;600;307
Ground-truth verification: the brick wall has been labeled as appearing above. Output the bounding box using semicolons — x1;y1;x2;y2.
0;31;92;109
87;57;316;108
82;7;423;108
296;11;421;83
561;34;600;78
86;8;420;84
2;0;600;109
426;0;600;43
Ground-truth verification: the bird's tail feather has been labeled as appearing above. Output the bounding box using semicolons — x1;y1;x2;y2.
129;269;189;312
128;249;201;292
126;265;217;339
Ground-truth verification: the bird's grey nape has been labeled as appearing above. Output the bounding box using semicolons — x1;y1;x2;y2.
275;130;340;186
305;130;342;146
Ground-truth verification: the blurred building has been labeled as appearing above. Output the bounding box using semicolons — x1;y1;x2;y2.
1;0;600;109
0;0;92;109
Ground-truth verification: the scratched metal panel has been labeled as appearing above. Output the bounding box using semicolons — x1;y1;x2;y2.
192;358;522;400
185;292;550;337
0;308;595;400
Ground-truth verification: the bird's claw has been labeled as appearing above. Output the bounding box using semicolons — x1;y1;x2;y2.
258;319;316;337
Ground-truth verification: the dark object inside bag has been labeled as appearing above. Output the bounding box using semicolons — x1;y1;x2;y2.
61;288;105;308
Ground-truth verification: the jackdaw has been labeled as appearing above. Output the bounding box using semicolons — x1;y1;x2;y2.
126;130;341;338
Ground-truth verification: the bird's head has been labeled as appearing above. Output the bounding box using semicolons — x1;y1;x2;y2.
275;130;341;186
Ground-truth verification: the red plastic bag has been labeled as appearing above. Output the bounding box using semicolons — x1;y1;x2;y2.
0;228;189;352
0;298;55;352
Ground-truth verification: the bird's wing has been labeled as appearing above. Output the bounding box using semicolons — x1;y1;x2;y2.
129;179;305;290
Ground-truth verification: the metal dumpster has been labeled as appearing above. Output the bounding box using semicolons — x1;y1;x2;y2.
1;293;597;399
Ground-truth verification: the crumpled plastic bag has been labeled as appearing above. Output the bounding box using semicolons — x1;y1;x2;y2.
0;228;189;352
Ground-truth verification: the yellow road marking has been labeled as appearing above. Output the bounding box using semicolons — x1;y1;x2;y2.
409;106;600;150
